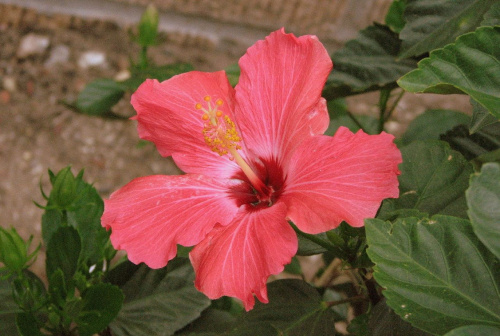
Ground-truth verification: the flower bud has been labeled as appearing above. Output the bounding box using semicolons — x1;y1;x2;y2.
50;166;77;209
138;4;159;47
0;227;30;272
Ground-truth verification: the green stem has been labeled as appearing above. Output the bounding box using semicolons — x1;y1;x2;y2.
384;89;405;123
345;109;368;133
378;89;392;133
139;46;149;68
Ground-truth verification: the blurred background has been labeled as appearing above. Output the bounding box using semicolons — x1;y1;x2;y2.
0;0;469;278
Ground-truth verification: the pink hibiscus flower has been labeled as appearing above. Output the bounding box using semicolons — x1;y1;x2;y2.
102;28;402;310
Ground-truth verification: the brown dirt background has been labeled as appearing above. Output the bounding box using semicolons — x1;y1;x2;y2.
0;4;470;280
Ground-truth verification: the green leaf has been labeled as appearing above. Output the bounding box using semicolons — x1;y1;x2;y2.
109;258;210;336
440;123;500;160
46;226;81;284
394;141;473;218
16;312;43;336
234;279;338;336
76;79;125;116
399;0;497;58
466;162;500;259
176;308;236;335
470;98;499;134
398;26;500;119
42;168;108;266
225;63;240;87
385;0;407;33
0;273;19;335
284;256;302;275
482;2;500;26
444;325;500;336
322;24;417;100
123;63;194;91
77;283;124;336
368;299;431;336
366;216;500;335
66;178;108;265
402;109;470;145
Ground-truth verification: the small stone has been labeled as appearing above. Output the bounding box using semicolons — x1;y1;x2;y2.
78;51;107;69
44;44;70;67
2;76;16;92
114;70;131;82
17;33;50;58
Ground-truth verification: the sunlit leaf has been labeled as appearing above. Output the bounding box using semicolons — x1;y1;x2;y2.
75;79;125;116
392;141;473;218
444;325;500;336
399;0;497;58
470;98;499;134
323;24;417;100
466;162;500;259
398;26;500;119
366;216;500;335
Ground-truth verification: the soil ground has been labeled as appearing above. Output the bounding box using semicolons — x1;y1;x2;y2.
0;4;470;279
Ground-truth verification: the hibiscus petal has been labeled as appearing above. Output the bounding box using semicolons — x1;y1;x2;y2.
190;203;297;311
131;72;240;178
283;127;402;232
234;28;332;166
101;174;239;269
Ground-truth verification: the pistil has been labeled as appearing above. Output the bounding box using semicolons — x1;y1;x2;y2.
197;95;267;194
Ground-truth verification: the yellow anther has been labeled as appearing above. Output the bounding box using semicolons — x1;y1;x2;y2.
216;110;222;117
204;96;211;102
216;99;223;106
195;103;202;109
202;114;209;120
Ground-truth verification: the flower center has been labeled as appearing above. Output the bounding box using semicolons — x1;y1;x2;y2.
196;95;268;195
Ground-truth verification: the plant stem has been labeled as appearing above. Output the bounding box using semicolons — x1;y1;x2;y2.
325;295;367;307
345;109;368;133
378;88;392;133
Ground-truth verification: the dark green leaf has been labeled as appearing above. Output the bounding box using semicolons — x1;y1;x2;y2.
385;0;407;33
482;2;500;26
325;99;378;136
466;162;500;259
444;325;500;336
0;273;19;335
235;279;338;336
284;256;302;275
46;226;81;284
123;63;194;91
394;141;473;218
176;308;236;335
399;0;497;58
440;123;500;160
66;178;107;265
230;322;280;336
77;283;124;336
16;312;43;336
296;232;328;256
109;258;210;336
347;312;370;336
76;79;125;116
368;299;431;336
402;109;470;145
470;98;499;134
366;216;500;335
398;26;500;119
48;269;68;305
323;24;417;100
